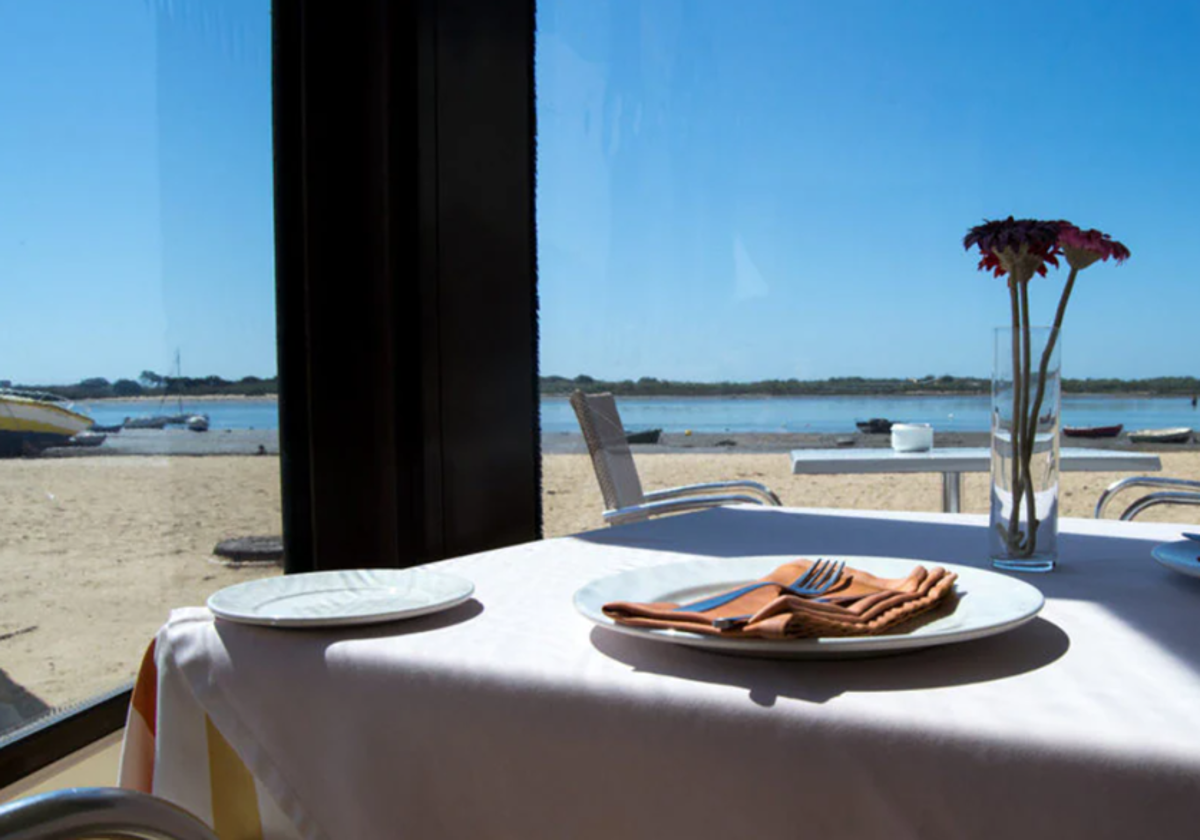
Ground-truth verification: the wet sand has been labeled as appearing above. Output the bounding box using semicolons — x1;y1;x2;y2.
44;428;279;457
541;429;1200;454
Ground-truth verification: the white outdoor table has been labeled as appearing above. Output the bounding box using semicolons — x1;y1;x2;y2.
121;506;1200;839
790;446;1162;513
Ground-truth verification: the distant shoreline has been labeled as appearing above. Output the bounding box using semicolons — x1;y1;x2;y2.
81;394;278;403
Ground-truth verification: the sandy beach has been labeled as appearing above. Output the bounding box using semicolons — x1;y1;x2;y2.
0;455;283;732
543;449;1200;536
6;433;1200;734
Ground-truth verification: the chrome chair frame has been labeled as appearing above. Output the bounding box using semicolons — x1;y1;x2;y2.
605;484;782;527
0;787;218;840
569;391;783;526
1094;476;1200;521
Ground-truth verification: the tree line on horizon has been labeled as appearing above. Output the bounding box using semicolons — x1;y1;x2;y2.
12;372;1198;402
3;370;278;400
540;374;1200;398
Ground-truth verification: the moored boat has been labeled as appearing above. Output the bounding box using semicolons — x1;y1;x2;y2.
855;418;893;434
1128;427;1192;444
0;391;93;455
1062;424;1124;439
68;430;107;447
123;415;169;429
186;414;210;432
625;428;661;445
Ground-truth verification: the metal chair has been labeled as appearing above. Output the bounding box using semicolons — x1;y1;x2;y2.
1094;476;1200;521
569;390;782;526
0;787;218;840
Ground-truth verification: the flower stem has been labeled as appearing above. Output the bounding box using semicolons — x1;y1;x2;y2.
1006;280;1024;554
1018;280;1038;557
1026;267;1076;434
1017;266;1077;556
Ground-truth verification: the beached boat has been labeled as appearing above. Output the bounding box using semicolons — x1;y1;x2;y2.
186;414;210;432
1128;427;1192;444
625;428;662;445
1062;424;1124;439
0;391;93;455
855;418;893;434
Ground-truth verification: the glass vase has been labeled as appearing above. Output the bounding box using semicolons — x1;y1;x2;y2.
990;326;1061;572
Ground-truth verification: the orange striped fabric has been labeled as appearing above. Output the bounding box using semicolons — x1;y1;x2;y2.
118;639;158;793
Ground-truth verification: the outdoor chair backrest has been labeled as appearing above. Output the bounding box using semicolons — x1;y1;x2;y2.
569;391;646;511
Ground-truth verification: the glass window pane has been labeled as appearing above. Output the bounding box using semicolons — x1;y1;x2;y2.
0;0;279;738
537;1;1198;533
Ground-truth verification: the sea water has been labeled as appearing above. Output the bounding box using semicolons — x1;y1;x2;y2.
540;394;1200;435
76;398;280;432
68;394;1200;435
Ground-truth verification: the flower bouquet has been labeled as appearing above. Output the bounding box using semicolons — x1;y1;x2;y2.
964;218;1130;571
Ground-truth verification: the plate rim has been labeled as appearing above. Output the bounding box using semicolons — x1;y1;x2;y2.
1151;541;1200;579
574;554;1044;656
207;568;475;628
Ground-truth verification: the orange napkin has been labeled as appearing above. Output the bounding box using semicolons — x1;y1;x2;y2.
602;559;958;640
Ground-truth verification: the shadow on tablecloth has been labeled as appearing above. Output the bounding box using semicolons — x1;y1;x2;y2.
589;615;1069;705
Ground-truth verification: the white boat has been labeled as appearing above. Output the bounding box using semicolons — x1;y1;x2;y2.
69;430;107;447
0;391;93;455
1127;427;1192;444
186;414;210;432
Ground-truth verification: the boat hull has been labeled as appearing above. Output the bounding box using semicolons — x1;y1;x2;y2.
625;428;661;444
856;418;893;434
1128;427;1193;444
123;416;170;429
0;429;73;455
1062;424;1123;439
0;394;93;455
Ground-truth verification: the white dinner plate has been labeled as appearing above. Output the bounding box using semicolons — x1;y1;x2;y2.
574;555;1044;659
208;568;475;628
1151;541;1200;580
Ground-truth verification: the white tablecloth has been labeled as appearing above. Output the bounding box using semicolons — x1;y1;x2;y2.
123;507;1200;839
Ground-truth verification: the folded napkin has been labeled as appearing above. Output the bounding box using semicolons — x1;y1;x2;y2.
602;559;958;640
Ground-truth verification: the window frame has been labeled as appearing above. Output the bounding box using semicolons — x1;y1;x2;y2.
0;0;538;789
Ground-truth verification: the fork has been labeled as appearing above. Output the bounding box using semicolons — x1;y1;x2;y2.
672;559;845;614
709;560;847;630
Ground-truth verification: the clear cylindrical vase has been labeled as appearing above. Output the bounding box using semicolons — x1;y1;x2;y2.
990;326;1061;572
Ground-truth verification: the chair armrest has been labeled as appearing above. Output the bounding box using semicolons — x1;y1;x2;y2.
603;494;773;526
0;787;219;840
1094;476;1200;519
644;480;781;507
1117;492;1200;522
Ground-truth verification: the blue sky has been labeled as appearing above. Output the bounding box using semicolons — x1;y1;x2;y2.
536;0;1200;382
4;2;1198;386
0;0;273;385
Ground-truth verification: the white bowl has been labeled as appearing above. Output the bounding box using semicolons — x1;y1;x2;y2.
891;423;933;452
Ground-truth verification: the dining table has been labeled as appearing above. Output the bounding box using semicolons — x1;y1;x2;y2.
789;446;1163;513
119;505;1200;839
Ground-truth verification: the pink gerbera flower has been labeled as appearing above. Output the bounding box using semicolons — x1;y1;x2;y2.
1056;223;1131;269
